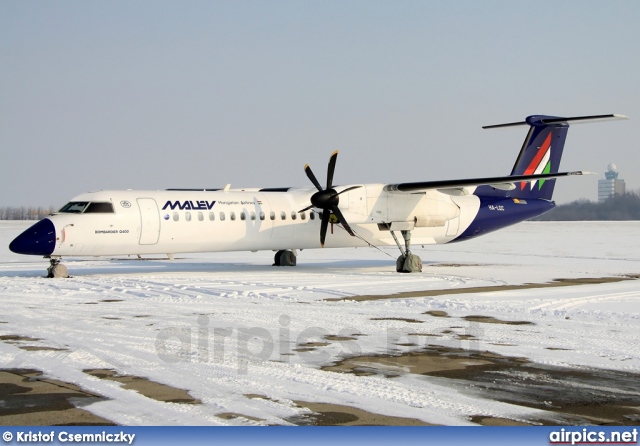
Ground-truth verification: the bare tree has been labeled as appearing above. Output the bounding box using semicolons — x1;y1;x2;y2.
0;205;57;220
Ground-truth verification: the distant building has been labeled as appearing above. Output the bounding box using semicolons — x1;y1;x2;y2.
598;163;626;203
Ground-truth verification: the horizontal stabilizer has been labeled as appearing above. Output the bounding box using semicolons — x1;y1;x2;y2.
384;171;588;193
483;114;628;129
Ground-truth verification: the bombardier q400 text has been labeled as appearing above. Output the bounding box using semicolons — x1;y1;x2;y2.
10;113;628;277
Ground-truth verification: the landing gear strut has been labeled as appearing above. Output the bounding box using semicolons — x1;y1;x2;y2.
391;230;422;273
47;257;69;278
273;249;297;267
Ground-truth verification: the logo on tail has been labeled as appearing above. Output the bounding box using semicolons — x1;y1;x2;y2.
520;132;552;190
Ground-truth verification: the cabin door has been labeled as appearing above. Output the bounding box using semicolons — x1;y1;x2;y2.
138;198;161;245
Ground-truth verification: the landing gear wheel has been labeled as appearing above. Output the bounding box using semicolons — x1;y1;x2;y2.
47;258;69;278
391;229;422;273
396;253;422;273
273;250;283;266
272;250;297;267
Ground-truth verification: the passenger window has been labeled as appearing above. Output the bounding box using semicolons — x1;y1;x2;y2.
300;212;306;220
198;212;204;221
230;212;236;221
240;212;246;221
220;212;226;221
310;211;315;220
250;212;256;221
280;211;286;220
259;211;265;221
209;212;215;221
84;202;115;213
185;212;192;221
173;212;179;221
270;211;275;220
291;211;297;220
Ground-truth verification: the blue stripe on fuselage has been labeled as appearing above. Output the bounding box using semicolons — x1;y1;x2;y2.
452;196;554;243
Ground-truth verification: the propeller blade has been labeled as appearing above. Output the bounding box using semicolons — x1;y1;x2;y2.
326;150;338;190
330;205;355;236
320;209;330;247
304;164;323;192
298;204;314;213
335;185;362;196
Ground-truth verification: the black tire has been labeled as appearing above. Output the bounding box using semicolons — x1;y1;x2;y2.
273;250;284;266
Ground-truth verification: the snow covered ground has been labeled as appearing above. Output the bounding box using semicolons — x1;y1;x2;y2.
0;220;639;425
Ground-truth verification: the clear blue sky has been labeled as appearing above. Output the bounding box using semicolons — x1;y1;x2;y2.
1;0;638;207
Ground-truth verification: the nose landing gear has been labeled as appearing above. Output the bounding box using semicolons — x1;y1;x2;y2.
47;257;69;278
273;249;297;267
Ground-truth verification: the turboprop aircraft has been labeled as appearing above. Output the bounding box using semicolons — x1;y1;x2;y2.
9;113;627;277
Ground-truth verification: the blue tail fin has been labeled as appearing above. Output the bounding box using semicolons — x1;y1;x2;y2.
507;115;568;200
480;114;626;200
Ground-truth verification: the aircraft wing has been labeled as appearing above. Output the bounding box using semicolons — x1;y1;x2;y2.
383;171;589;194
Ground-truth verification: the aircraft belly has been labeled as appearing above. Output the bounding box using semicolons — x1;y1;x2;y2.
453;196;554;242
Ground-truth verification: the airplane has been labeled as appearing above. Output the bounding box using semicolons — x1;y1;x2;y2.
9;113;628;278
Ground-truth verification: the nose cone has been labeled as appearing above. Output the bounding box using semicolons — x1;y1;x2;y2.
9;218;56;256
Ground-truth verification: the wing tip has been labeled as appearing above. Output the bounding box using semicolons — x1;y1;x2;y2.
613;114;629;120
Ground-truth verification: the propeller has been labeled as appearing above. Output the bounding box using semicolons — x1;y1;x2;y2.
299;150;361;247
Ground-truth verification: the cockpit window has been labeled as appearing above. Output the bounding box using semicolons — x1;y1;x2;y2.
58;202;89;213
84;202;115;213
58;201;114;213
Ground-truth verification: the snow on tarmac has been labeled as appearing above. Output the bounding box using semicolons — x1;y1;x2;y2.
0;221;638;425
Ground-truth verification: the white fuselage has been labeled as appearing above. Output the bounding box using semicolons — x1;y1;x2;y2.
48;185;480;257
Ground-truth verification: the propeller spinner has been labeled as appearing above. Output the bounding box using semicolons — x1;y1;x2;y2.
299;151;361;247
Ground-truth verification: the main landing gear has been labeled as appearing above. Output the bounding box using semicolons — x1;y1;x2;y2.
273;249;297;267
271;233;422;272
47;257;69;278
390;230;422;273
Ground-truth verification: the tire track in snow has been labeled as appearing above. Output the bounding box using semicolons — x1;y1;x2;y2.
530;290;640;312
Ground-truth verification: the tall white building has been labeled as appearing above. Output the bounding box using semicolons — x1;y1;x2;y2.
598;163;625;203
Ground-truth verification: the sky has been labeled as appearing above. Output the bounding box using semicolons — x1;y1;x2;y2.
1;1;639;207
